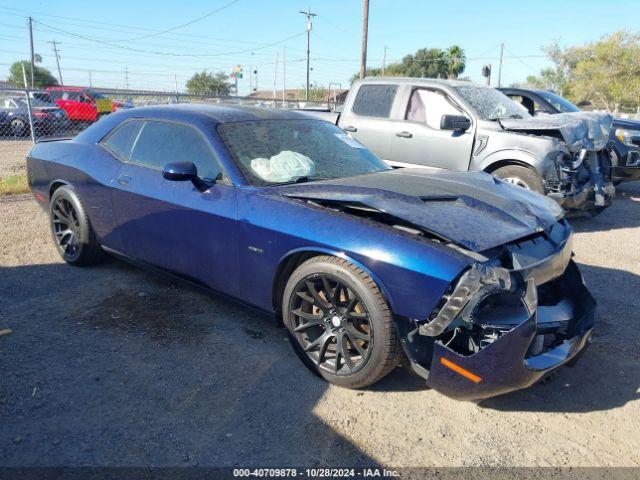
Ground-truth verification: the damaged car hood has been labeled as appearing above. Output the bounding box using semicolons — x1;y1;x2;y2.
274;168;564;252
500;111;613;152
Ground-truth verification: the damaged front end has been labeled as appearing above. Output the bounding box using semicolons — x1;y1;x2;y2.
545;148;615;216
400;221;595;401
501;112;616;215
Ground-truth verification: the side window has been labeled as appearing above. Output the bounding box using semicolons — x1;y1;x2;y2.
130;121;223;181
508;94;535;116
352;84;397;118
406;89;462;129
48;91;61;100
102;120;144;161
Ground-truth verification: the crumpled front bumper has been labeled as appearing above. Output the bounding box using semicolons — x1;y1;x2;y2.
424;288;594;401
409;253;596;401
547;179;614;215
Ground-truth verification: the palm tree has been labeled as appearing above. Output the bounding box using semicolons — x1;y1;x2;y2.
445;45;466;79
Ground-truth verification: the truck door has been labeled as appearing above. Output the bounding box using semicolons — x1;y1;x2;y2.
338;84;398;161
389;88;475;171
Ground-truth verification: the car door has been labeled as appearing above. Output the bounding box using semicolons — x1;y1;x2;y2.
389;88;475;170
105;118;239;297
338;84;398;161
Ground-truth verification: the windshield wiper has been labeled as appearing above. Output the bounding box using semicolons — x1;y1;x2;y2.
269;176;325;187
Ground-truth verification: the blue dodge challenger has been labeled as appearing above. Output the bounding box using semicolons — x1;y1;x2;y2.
26;105;595;400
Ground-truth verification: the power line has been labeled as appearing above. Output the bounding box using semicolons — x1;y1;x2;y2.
112;0;241;42
34;19;306;58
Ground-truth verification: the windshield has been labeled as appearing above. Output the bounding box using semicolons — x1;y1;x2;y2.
218;119;389;186
536;91;581;113
453;85;531;120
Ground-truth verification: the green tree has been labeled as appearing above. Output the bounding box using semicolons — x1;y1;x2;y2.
516;32;640;111
8;56;58;88
352;45;465;81
185;71;231;96
444;45;466;79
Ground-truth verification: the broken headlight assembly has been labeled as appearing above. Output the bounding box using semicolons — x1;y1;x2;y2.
615;128;640;147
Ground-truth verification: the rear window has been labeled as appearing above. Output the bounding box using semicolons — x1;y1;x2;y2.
352;84;397;118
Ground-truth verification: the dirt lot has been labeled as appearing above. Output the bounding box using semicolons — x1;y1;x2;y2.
1;184;639;470
0;141;30;176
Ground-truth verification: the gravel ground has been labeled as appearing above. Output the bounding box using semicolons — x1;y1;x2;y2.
0;141;31;176
0;184;639;469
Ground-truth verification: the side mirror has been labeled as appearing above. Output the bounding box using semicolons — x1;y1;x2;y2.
162;161;198;181
440;114;471;132
162;161;209;191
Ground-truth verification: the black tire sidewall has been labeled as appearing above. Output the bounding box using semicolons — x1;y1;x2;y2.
49;186;95;265
282;257;395;389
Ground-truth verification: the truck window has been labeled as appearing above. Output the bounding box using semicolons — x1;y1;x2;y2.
352;84;397;118
406;89;462;129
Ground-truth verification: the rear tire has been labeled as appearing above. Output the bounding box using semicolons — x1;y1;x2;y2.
49;186;103;266
492;165;545;195
282;255;401;389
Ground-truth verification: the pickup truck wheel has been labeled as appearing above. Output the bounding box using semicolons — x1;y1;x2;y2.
492;165;545;195
50;186;104;266
283;255;401;389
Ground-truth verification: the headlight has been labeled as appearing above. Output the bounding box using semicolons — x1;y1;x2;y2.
615;128;640;147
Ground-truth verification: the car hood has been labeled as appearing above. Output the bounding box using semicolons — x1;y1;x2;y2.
500;111;613;152
612;117;640;130
275;168;563;253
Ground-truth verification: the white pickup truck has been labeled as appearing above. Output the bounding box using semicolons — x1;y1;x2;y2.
304;77;615;215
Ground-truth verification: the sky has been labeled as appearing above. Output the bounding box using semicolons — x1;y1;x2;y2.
0;0;638;96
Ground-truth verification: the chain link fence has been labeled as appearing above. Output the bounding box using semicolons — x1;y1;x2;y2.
0;86;340;179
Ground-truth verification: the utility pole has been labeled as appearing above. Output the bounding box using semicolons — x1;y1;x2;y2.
299;8;316;102
88;71;92;87
382;46;388;76
282;46;286;108
124;67;129;90
48;40;63;85
273;49;278;105
497;43;504;88
359;0;370;79
28;16;35;88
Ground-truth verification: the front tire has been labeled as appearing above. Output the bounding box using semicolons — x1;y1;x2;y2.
492;164;545;195
282;255;401;389
50;186;103;266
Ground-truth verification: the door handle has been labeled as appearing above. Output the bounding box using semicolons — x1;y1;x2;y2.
118;175;132;186
343;125;357;132
396;131;413;138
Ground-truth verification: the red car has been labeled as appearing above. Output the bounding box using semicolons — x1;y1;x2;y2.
45;87;127;124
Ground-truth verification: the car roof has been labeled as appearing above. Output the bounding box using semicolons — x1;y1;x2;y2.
115;103;312;124
354;77;487;88
46;86;87;91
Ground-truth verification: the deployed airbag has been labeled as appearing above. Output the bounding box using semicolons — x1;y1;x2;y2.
250;151;315;182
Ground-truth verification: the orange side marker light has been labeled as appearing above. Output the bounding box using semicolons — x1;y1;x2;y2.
440;357;482;383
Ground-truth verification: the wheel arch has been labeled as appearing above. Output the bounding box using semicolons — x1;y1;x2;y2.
48;179;70;200
272;247;396;320
473;149;545;176
483;158;540;174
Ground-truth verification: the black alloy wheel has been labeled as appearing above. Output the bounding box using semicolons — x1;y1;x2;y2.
49;186;103;266
51;196;82;261
289;273;373;376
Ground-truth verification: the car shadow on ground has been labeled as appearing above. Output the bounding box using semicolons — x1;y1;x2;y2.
480;262;640;413
570;181;640;233
0;260;381;467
